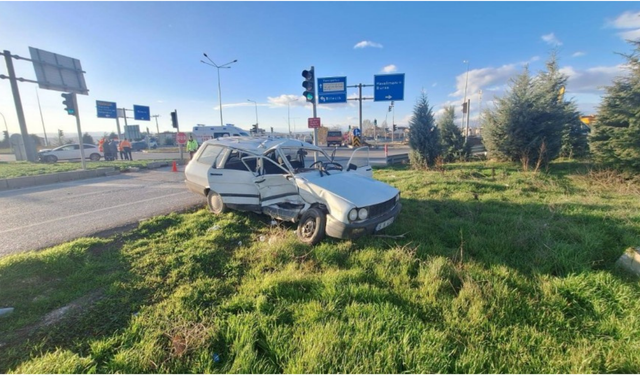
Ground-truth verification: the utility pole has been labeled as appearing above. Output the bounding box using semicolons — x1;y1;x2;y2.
35;87;48;146
466;99;471;138
152;114;160;135
347;83;373;134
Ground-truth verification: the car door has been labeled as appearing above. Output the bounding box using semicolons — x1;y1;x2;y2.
207;148;260;208
253;156;301;207
58;145;79;160
346;146;373;178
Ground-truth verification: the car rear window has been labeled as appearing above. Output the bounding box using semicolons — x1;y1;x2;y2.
328;131;341;137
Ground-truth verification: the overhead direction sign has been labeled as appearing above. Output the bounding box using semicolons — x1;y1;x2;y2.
96;100;117;118
318;76;347;104
29;47;89;95
374;73;405;102
133;105;150;121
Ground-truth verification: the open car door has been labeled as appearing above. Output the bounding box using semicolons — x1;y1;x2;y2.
346;146;373;178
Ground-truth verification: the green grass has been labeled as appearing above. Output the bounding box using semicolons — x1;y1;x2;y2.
1;160;639;373
0;160;174;179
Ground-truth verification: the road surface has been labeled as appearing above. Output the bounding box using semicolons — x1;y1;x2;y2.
0;167;203;257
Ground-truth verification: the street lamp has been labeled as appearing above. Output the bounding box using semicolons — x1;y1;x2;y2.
462;60;470;138
201;53;238;126
285;97;298;136
247;99;259;129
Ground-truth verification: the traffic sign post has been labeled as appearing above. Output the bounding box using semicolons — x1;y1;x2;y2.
374;73;405;102
308;117;321;129
318;76;347;104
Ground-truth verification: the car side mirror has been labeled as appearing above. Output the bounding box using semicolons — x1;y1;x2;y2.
347;163;357;171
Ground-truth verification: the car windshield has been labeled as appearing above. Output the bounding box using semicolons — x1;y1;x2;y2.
274;147;340;175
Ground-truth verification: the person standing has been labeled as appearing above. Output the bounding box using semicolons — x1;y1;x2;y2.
118;140;126;160
103;139;112;161
109;139;119;161
186;136;199;160
121;138;132;161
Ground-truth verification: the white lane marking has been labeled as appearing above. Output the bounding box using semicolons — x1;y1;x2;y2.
0;191;193;235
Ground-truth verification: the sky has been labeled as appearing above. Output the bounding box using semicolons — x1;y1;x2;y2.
0;1;638;140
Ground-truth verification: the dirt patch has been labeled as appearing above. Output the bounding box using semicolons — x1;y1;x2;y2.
41;290;105;327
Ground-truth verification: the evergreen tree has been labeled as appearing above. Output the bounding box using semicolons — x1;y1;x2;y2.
591;41;640;172
438;106;467;162
408;92;440;168
482;63;566;169
535;53;587;160
82;133;94;145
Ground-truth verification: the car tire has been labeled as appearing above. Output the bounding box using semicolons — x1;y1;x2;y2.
89;153;101;161
296;207;326;245
44;155;57;163
207;190;227;214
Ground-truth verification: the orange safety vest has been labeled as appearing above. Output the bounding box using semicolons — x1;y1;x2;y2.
121;140;131;148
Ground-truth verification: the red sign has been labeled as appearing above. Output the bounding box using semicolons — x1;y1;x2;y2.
176;132;187;144
308;117;321;128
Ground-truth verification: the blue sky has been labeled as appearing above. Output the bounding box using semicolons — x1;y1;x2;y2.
1;2;638;138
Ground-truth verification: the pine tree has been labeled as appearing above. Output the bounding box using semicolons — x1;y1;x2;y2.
82;133;94;145
408;92;440;168
438;106;466;162
591;41;640;172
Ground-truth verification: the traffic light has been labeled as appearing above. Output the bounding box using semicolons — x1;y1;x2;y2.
301;67;315;103
61;93;76;116
374;119;377;127
462;101;468;114
171;110;178;128
393;124;397;132
252;124;258;133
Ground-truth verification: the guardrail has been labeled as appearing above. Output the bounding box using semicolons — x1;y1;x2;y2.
386;153;409;165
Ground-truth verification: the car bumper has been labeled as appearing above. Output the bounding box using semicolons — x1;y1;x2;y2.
325;202;402;240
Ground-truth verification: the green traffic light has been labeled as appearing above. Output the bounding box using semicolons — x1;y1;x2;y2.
305;92;314;101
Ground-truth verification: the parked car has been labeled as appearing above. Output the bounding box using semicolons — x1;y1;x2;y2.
38;143;103;163
184;137;401;245
131;139;158;151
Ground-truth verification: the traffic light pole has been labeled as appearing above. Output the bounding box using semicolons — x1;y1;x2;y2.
347;83;373;137
71;93;87;170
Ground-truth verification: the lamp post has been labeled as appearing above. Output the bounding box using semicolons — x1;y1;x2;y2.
201;53;238;126
462;60;470;139
0;112;10;152
247;99;259;130
286;97;298;136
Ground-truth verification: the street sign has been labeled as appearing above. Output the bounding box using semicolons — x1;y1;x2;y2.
318;76;347;104
308;117;321;128
374;73;405;102
133;105;150;121
177;132;187;144
353;128;361;137
96;100;117;118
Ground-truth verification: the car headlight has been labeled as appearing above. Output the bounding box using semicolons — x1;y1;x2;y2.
348;208;358;221
358;208;368;220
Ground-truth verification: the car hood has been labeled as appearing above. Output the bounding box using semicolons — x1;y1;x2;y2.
297;171;398;208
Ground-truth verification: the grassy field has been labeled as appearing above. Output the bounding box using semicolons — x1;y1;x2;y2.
0;160;174;179
1;160;639;373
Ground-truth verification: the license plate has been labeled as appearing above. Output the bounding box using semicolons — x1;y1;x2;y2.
375;217;394;231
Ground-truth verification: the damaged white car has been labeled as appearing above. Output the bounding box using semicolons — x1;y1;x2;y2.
184;137;401;245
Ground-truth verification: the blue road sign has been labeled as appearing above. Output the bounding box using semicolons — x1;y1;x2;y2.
133;105;150;121
318;76;347;104
96;100;117;118
374;73;405;102
353;128;361;137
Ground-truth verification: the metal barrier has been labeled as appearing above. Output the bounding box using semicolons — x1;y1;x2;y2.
386;153;409;165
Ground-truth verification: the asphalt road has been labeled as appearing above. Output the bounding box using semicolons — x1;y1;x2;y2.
0;166;203;258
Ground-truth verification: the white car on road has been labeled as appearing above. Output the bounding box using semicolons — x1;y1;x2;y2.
38;143;103;163
184;137;401;245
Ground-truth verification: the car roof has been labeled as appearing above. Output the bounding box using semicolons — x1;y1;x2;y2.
202;136;323;154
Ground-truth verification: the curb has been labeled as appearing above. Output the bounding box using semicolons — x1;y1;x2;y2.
0;161;180;192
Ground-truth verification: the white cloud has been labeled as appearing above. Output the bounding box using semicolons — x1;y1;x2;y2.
560;64;626;94
572;51;586;58
354;40;383;49
449;62;521;98
618;28;640;41
267;94;304;107
608;10;640;29
608;11;640;41
541;33;562;46
382;64;397;73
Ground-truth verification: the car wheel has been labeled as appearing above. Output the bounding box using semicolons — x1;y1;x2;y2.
207;190;227;214
89;153;101;161
44;155;58;163
296;207;326;245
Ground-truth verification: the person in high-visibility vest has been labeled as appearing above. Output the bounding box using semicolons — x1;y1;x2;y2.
186;136;199;160
120;138;132;161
